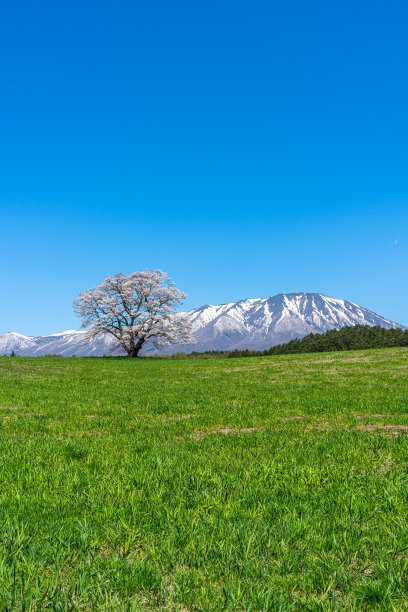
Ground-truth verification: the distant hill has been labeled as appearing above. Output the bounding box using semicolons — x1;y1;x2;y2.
268;324;408;355
0;293;405;356
182;325;408;359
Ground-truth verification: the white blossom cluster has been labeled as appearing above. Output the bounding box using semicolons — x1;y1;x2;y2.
73;270;195;357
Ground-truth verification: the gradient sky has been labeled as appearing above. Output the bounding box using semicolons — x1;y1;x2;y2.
1;0;407;335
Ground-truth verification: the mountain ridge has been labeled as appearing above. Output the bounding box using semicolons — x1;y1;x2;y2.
1;293;405;356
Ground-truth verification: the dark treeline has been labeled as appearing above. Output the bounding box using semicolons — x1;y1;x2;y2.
169;325;408;359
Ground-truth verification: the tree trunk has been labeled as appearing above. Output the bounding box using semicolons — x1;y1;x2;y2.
127;337;145;358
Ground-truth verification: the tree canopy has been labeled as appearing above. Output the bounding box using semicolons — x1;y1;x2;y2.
73;270;195;357
171;325;408;359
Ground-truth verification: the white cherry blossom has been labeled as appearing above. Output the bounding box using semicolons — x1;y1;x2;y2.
73;270;195;357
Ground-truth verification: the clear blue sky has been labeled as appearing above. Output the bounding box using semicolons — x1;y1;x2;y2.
1;0;407;335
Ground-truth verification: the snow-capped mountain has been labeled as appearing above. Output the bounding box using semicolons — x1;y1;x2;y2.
0;293;405;356
181;292;405;353
0;330;119;357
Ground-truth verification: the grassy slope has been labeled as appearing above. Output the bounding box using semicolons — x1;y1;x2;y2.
0;348;407;610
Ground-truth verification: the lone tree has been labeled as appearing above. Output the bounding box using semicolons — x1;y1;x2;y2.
73;270;195;357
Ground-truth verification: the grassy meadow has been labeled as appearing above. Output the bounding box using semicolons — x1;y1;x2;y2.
0;348;407;610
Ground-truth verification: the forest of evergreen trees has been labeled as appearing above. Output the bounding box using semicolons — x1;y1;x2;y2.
171;325;408;359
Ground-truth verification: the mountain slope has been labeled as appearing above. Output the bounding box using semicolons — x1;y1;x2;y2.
0;332;37;355
0;330;119;357
0;293;405;356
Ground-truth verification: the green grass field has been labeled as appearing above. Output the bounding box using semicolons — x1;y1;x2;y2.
0;348;407;610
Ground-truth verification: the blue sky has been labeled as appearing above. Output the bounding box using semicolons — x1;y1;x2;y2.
1;0;407;335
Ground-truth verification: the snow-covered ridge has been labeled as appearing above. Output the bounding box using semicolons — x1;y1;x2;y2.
0;292;405;356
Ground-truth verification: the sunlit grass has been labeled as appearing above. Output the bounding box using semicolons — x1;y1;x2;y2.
0;348;407;609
